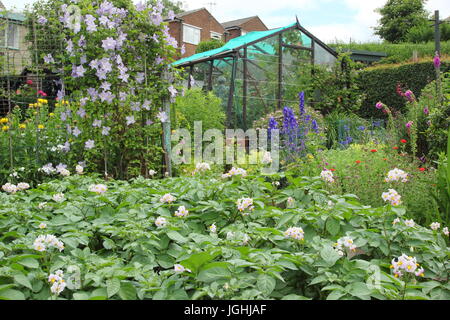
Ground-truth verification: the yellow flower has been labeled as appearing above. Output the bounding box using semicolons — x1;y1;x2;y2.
2;125;10;131
0;118;8;124
37;103;43;108
49;113;55;117
28;104;34;108
37;124;44;129
19;124;26;129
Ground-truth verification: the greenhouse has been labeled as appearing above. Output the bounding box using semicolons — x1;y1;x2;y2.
173;20;338;129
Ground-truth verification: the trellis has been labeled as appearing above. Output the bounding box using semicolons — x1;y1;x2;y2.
0;9;174;178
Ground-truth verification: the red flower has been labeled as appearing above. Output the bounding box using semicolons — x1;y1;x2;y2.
393;146;399;150
370;149;377;153
355;160;361;164
330;168;336;172
400;139;407;143
383;158;387;161
26;80;33;85
419;168;426;172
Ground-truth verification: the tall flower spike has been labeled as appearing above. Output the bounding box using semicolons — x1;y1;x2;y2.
299;91;305;116
433;52;441;69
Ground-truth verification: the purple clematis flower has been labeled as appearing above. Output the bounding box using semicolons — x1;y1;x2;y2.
126;116;136;126
93;119;102;128
85;140;95;150
72;126;82;137
37;16;47;24
77;108;86;118
44;54;55;64
71;65;86;78
85;14;97;32
101;126;111;136
102;37;117;51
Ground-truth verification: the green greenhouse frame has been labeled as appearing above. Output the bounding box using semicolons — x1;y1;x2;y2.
172;19;338;130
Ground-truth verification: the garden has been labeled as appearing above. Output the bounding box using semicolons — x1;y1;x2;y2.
0;0;449;301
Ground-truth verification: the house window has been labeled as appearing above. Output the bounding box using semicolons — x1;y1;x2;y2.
210;31;222;40
0;22;20;49
241;30;247;36
183;24;201;45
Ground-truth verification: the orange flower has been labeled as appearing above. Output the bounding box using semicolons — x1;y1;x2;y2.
383;158;387;161
330;168;336;172
355;160;361;164
370;149;377;153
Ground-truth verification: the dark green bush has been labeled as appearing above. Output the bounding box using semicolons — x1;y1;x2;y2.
357;61;450;118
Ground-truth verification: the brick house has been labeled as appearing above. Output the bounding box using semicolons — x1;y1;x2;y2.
166;8;226;59
0;7;31;75
221;16;268;42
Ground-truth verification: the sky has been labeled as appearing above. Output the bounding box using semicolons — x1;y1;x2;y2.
2;0;450;43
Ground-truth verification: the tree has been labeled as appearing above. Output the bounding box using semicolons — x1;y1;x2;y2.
374;0;429;43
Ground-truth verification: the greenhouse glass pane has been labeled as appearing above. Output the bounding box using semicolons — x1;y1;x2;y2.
211;57;233;117
190;61;210;90
281;46;312;106
282;29;312;48
243;36;279;129
314;42;336;66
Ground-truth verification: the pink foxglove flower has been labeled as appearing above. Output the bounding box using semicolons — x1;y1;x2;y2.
433;52;441;69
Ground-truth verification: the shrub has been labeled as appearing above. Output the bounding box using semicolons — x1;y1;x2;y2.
309;54;366;115
195;39;225;54
357;61;450;118
172;88;225;134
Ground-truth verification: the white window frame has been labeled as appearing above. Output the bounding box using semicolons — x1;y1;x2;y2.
182;23;201;45
0;21;20;50
210;31;222;40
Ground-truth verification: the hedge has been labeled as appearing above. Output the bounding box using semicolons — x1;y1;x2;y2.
329;41;450;64
356;61;450;118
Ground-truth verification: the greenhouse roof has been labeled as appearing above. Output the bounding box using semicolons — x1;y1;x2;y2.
0;12;26;22
172;21;328;67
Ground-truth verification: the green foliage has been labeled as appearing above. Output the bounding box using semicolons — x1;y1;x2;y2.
406;21;450;43
423;72;450;158
322;111;388;149
0;171;448;300
374;0;429;43
19;0;179;180
195;39;225;54
329;41;450;65
357;61;450;119
172;88;225;133
310;54;366;115
291;142;440;226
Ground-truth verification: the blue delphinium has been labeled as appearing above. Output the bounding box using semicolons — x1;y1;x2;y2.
268;117;278;140
311;119;319;134
299;92;305;117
